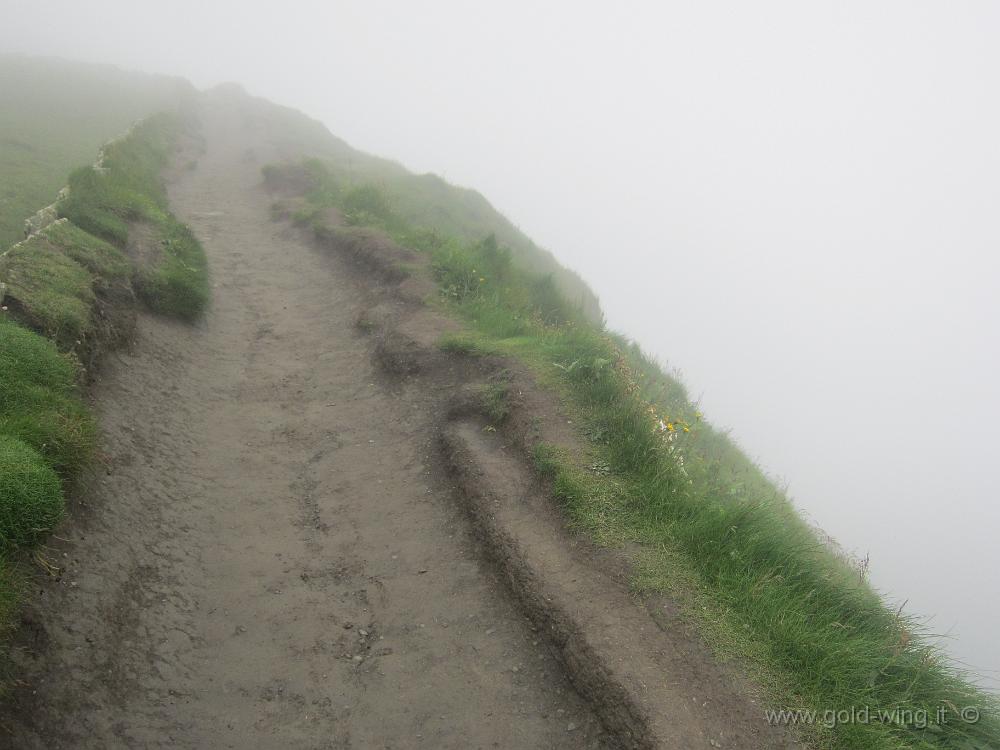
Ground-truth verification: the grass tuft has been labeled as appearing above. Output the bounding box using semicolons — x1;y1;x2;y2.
438;331;499;357
134;216;209;319
0;436;64;549
0;317;94;475
481;373;512;425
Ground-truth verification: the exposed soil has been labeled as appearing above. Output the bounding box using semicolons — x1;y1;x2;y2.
0;92;798;749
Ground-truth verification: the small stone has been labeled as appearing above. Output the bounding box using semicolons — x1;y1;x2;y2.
566;722;577;732
352;655;364;663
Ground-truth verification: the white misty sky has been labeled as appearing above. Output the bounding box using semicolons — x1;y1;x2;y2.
2;0;998;687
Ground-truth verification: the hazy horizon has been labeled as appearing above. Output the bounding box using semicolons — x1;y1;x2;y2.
2;1;997;688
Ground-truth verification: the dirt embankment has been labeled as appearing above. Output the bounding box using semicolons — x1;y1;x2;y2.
1;91;797;749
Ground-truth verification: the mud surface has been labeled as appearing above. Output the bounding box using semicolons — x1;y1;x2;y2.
0;96;609;749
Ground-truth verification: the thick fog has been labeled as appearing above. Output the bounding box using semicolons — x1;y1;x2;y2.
3;1;997;687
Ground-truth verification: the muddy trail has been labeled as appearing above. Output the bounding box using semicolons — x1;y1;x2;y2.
0;94;796;750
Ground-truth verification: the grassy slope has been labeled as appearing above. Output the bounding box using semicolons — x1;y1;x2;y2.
266;155;998;749
224;85;602;323
0;63;208;648
0;54;193;248
59;114;210;318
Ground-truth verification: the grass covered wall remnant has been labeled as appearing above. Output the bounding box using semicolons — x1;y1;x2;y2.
0;237;96;347
58;115;209;319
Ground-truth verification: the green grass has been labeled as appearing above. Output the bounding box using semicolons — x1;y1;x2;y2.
42;219;131;283
262;151;602;322
1;57;208;323
438;331;500;357
0;436;63;549
133;216;210;319
0;316;91;567
0;218;141;351
58;116;173;247
0;237;96;347
279;158;999;749
0;54;194;249
481;372;512;426
0;317;94;479
57;114;210;319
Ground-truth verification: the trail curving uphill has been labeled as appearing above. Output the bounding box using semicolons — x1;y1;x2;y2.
0;97;608;749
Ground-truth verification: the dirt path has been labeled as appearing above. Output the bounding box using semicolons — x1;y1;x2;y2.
1;97;607;749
